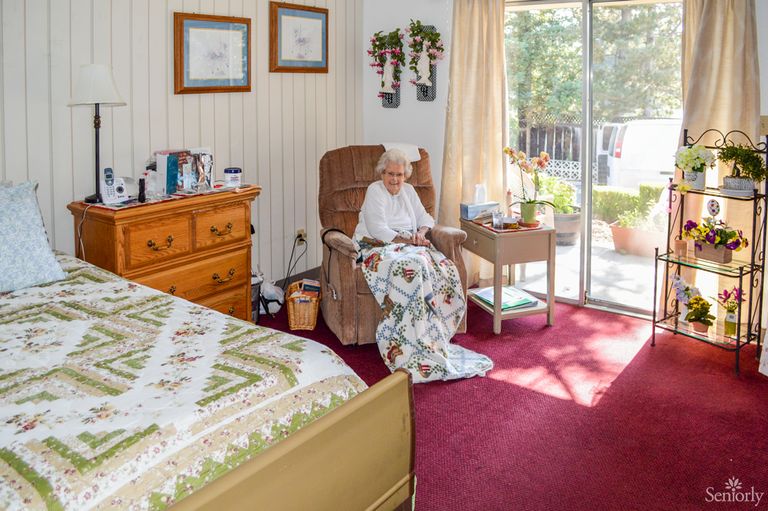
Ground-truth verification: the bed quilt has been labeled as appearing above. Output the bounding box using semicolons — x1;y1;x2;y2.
0;254;366;510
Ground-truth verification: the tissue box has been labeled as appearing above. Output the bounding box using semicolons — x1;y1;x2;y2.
461;201;499;220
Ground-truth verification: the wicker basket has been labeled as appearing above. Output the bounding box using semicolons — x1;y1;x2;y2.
286;281;320;330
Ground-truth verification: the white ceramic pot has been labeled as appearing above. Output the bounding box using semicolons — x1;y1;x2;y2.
683;171;705;190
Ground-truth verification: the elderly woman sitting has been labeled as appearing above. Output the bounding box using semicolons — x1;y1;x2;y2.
355;149;493;383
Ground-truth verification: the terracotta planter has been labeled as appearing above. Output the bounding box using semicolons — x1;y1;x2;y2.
609;222;666;258
691;321;709;334
553;210;580;246
693;243;733;264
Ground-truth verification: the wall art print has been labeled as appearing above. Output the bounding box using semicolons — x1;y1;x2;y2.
269;2;329;73
174;12;251;94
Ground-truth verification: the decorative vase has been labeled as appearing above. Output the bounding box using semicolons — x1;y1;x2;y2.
691;321;709;334
723;312;738;337
694;243;733;264
679;303;689;323
520;203;539;226
683;170;705;190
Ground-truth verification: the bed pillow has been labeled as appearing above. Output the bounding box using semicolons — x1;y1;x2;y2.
0;182;66;292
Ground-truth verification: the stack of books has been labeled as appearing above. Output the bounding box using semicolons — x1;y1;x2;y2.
471;286;538;311
289;279;320;302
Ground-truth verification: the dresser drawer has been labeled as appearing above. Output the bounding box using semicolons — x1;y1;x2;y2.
134;249;249;301
197;288;250;321
124;216;192;270
463;227;495;261
194;204;248;251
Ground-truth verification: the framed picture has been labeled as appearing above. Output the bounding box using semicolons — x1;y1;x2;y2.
174;12;251;94
269;2;328;73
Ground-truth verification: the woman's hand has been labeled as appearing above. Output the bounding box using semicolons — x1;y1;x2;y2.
414;226;431;247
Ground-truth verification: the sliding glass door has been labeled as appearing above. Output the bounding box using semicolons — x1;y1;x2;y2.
505;0;682;313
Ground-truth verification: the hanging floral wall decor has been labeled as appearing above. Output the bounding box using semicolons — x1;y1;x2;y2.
368;29;405;104
405;19;444;99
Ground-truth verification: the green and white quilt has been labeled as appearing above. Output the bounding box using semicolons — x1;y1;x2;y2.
0;254;366;510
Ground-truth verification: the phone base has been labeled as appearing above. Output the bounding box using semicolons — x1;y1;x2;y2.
84;193;100;204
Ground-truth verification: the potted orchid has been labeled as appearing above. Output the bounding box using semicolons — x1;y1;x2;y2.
503;147;554;227
675;145;715;190
670;274;700;323
716;286;745;337
685;295;715;334
682;217;748;264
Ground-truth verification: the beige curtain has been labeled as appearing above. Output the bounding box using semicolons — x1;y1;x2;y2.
439;0;507;284
678;0;765;374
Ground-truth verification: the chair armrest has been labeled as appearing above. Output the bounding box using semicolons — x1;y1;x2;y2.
321;228;357;260
428;224;467;255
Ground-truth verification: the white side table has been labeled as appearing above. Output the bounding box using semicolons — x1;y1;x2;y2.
460;219;556;334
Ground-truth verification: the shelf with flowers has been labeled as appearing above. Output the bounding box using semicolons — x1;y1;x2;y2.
653;129;767;374
503;147;554;227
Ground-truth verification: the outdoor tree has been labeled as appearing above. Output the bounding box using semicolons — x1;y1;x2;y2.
505;3;682;151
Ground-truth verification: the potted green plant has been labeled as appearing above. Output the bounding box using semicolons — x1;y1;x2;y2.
539;175;580;246
685;295;715;333
718;143;767;193
674;145;715;190
503;147;555;227
609;200;667;257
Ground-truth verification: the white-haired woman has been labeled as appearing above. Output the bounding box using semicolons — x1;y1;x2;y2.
355;149;493;383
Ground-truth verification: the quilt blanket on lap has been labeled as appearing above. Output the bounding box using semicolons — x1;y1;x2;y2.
360;240;493;383
0;254;366;510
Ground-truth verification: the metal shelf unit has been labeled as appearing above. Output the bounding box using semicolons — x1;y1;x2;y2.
652;129;768;374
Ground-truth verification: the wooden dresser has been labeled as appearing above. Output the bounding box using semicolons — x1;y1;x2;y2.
67;186;261;321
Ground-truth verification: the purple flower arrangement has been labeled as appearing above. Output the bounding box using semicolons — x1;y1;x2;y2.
682;217;748;252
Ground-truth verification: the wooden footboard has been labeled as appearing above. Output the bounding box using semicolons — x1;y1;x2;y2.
171;369;415;511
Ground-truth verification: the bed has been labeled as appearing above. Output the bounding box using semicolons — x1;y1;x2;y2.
0;254;414;510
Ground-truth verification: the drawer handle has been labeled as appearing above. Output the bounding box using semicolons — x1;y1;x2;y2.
147;235;174;251
210;222;234;237
227;306;235;315
212;268;236;284
169;285;177;295
472;239;478;246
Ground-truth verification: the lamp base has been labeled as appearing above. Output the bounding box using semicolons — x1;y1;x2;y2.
84;193;100;204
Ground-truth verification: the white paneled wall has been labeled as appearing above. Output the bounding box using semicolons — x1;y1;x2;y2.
0;0;362;281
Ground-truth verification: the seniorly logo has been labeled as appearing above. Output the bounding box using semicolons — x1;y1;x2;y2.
705;477;764;507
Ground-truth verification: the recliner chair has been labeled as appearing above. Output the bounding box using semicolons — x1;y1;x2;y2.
318;145;467;345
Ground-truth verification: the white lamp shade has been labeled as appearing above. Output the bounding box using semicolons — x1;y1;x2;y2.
69;64;126;106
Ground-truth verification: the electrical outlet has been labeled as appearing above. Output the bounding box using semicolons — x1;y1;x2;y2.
295;229;306;245
761;115;768;136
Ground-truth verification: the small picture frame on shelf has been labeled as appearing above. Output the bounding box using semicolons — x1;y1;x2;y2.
269;2;329;73
174;12;251;94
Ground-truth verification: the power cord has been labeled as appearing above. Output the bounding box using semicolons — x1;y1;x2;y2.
76;204;94;260
282;234;308;291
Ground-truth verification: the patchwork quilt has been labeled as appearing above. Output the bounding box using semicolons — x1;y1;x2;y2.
0;254;366;510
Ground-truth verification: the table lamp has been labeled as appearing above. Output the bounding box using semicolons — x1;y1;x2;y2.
69;64;126;203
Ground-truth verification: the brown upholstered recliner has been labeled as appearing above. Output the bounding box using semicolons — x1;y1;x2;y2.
318;145;467;346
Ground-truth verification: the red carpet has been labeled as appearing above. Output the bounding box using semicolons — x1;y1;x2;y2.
260;302;768;511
